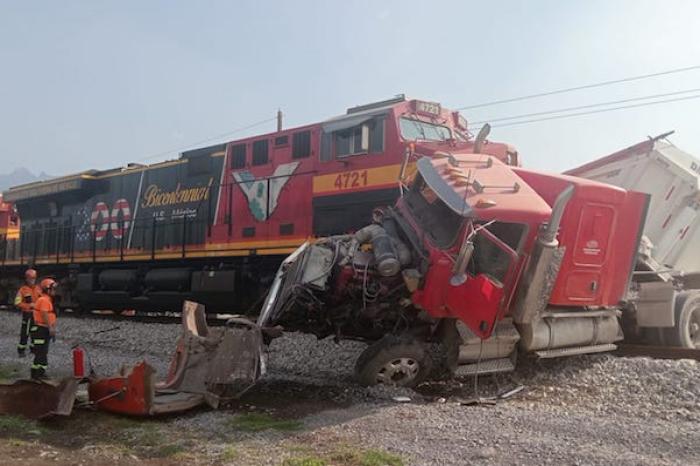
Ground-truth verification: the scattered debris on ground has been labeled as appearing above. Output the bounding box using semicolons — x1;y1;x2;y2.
0;311;697;465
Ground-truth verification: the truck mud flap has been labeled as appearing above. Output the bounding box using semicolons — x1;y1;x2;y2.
89;300;265;416
0;378;78;419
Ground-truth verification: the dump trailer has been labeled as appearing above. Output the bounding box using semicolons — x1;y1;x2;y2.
567;132;700;348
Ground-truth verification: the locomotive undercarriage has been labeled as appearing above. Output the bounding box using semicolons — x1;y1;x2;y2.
0;257;281;315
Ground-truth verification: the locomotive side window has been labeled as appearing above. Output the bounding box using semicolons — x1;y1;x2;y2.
320;132;333;162
369;117;385;153
292;130;311;159
232;144;246;169
334;117;384;158
252;140;269;166
336;126;366;157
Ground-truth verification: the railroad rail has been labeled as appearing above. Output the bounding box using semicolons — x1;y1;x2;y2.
4;305;699;360
614;344;700;361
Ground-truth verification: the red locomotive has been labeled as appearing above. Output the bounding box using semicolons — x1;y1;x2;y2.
0;96;517;313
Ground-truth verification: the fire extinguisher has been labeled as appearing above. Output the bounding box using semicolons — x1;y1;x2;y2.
72;345;92;379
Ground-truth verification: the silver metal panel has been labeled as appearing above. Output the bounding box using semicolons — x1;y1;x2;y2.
635;281;677;327
535;343;617;358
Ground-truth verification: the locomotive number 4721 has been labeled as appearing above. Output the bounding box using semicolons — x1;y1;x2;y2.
333;170;369;190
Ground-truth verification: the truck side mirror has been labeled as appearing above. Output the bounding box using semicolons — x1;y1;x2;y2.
450;239;474;286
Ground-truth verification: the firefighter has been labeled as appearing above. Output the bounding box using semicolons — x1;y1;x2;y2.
30;278;57;379
14;268;40;357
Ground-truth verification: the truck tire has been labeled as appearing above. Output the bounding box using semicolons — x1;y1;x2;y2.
665;291;700;349
354;335;432;388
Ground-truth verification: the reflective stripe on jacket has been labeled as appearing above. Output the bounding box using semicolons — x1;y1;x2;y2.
14;285;39;313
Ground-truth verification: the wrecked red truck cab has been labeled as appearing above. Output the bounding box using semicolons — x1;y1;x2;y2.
259;152;648;387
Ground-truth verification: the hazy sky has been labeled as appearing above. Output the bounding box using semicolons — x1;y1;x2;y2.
1;0;699;176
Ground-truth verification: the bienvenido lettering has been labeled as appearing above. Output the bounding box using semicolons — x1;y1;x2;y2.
141;178;213;208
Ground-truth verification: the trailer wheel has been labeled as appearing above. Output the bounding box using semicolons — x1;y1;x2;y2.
665;291;700;349
354;335;432;388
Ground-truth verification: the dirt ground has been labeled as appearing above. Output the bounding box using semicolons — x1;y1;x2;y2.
0;311;697;465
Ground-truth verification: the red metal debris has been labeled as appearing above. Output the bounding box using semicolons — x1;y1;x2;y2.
88;300;264;416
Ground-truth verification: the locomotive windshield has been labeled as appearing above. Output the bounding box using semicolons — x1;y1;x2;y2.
400;118;452;142
404;174;464;248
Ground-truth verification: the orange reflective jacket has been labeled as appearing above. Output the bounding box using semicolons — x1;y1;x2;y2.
14;285;40;313
33;295;56;327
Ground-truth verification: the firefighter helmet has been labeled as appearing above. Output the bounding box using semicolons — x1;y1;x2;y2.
40;278;57;292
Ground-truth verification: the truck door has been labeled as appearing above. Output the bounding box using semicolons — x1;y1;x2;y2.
445;228;520;339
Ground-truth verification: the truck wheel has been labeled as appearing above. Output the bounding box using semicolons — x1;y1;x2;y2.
354;335;432;388
665;291;700;349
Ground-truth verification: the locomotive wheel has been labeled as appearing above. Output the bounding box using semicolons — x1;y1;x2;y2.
665;291;700;349
354;335;432;388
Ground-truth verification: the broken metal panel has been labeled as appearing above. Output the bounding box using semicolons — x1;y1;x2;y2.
88;362;205;416
181;300;209;337
0;378;78;419
258;242;311;327
300;244;335;288
204;318;265;405
159;302;265;407
88;362;157;416
89;300;265;416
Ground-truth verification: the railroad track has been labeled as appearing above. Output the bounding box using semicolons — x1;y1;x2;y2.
74;310;244;326
4;305;699;359
614;343;700;361
1;305;236;326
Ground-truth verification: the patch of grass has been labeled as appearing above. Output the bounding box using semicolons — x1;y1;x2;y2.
228;413;303;432
358;449;403;466
9;438;32;447
153;443;185;458
105;415;151;430
283;456;328;466
0;416;44;435
221;445;238;461
287;444;314;454
0;364;22;381
130;427;162;447
330;448;403;466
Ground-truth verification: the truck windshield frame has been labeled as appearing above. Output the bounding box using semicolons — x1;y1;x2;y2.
404;174;464;248
400;117;452;142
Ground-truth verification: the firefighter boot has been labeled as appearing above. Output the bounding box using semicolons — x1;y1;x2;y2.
30;365;47;380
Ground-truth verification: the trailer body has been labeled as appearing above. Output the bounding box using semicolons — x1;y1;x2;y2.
567;135;700;348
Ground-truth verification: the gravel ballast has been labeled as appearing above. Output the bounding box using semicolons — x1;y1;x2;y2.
0;309;697;465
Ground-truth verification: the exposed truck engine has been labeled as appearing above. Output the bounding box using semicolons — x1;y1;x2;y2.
258;152;649;386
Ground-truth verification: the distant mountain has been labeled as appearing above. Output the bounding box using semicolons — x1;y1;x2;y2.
0;168;52;192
